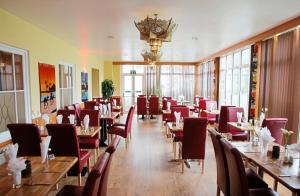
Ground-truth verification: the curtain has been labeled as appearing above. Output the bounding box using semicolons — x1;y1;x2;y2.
160;65;195;103
145;65;157;96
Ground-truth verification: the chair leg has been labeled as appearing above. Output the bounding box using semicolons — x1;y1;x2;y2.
217;186;220;196
181;159;184;173
173;142;176;159
201;159;205;174
78;174;82;186
125;138;128;149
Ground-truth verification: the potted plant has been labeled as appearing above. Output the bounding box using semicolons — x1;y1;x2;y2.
101;79;115;100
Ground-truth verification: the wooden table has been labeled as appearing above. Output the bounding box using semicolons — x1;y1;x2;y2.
166;122;183;133
99;112;120;146
232;141;300;195
40;126;100;138
227;122;255;131
162;110;171;115
203;110;220;115
0;156;77;196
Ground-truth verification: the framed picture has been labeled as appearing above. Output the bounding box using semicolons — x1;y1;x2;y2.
81;72;88;101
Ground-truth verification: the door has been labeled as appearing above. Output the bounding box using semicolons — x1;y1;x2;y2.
92;68;100;97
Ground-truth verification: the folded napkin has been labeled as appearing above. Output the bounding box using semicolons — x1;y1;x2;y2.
68;114;75;124
40;136;51;163
108;103;111;114
103;105;107;115
6;143;26;175
113;99;117;107
5;143;19;161
94;105;99;110
237;112;243;123
56;115;63;124
209;103;215;111
42;114;50;124
178;95;184;102
259;112;265;127
196;98;199;105
83;115;90;131
260;127;275;144
174;111;181;127
167;102;171;111
99;104;103;114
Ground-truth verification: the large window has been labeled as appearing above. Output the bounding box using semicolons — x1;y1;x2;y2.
59;63;74;108
218;47;251;117
0;44;31;142
160;65;195;102
197;61;214;99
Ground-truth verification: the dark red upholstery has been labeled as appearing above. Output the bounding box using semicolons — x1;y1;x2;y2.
111;96;123;114
65;105;75;110
194;96;203;105
73;103;82;126
220;139;277;196
216;106;235;133
80;109;100;126
170;106;189;122
84;101;97;110
162;99;177;121
200;100;217;123
148;96;159;116
262;118;288;145
57;109;76;124
7;123;41;156
137;96;147;117
227;107;248;141
46;124;91;176
162;97;173;110
57;152;110;196
182;118;208;160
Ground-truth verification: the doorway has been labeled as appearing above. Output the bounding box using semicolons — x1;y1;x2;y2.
92;68;100;98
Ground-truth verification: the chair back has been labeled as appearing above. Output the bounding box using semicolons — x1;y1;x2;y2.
209;129;229;195
84;101;97;110
97;136;121;196
182;118;208;160
220;139;249;196
80;109;100;126
7;124;41;156
125;106;135;137
171;106;189;122
218;106;235;133
194;96;203;104
65;105;75;110
149;96;159;115
262;118;288;145
201;100;218;118
137;97;147;115
111;96;122;106
57;109;76;124
226;107;244;134
83;152;110;196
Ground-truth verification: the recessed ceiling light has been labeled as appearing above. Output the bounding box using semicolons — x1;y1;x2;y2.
107;35;115;39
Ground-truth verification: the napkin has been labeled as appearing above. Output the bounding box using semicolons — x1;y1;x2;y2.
174;111;181;127
259;112;265;127
56;115;63;124
113;99;117;107
108;103;111;114
287;143;300;153
167;102;171;111
42;114;50;124
103;105;107;115
178;95;184;102
237;112;243;123
83;115;90;131
209;103;215;111
40;136;51;163
6;143;26;173
5;143;19;161
196;98;199;105
94;105;99;110
260;127;275;144
68;114;75;124
99;104;103;114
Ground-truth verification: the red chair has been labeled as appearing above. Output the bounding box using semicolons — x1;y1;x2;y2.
162;96;172;110
162;100;178;122
137;96;147;119
46;124;91;185
57;152;110;196
200;100;218;124
84;101;97;110
57;109;76;124
73;103;82;126
220;138;278;196
262;118;288;145
216;106;235;133
209;128;268;196
7;124;41;156
111;96;123;114
149;96;159;118
227;107;248;141
79;109;100;163
108;106;135;149
180;118;208;173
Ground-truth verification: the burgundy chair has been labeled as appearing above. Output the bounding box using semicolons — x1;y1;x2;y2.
7;123;42;156
84;101;97;110
73;103;82;126
79;109;100;163
57;152;110;196
162;99;177;122
227;107;248;141
262;118;288;145
220;138;278;196
216;106;235;133
108;106;135;149
181;118;208;173
65;105;75;110
46;124;91;185
162;96;172;110
200;100;218;124
148;96;159;118
98;136;121;196
111;96;123;114
137;96;147;119
57;109;76;124
209;128;268;196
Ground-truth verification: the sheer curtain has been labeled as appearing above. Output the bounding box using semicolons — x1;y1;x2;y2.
160;65;195;102
197;61;214;99
145;65;157;96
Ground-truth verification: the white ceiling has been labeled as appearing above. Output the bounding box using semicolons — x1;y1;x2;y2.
1;0;300;62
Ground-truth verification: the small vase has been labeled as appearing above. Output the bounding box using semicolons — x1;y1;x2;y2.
13;171;22;188
261;140;268;155
283;146;290;163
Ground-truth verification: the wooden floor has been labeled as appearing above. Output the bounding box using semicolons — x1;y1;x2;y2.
49;114;291;196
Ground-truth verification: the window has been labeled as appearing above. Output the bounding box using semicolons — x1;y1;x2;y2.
197;61;214;99
59;63;74;108
0;44;31;142
218;47;251;118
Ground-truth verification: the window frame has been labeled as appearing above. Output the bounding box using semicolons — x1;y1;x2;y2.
58;61;75;108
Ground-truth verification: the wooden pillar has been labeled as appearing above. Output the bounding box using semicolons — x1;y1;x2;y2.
214;58;220;102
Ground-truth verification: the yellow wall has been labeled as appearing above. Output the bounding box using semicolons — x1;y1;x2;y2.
103;61;121;96
0;8;103;113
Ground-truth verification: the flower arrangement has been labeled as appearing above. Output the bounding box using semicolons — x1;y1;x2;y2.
281;128;293;146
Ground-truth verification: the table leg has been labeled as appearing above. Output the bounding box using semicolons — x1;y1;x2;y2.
100;119;108;147
273;179;278;191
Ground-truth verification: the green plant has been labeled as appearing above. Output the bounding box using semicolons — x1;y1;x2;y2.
101;79;115;99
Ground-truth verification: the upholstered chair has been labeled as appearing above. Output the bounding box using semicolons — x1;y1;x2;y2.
57;109;76;124
226;107;248;141
137;96;147;119
262;118;288;145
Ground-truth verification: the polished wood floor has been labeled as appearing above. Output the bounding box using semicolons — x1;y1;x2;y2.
49;114;290;196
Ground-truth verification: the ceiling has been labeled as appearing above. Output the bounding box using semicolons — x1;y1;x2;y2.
1;0;300;62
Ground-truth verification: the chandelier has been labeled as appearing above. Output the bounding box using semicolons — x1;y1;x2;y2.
141;51;162;65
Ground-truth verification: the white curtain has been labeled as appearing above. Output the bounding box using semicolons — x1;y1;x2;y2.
160;65;195;102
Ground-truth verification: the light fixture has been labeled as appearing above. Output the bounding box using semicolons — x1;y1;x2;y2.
141;51;162;65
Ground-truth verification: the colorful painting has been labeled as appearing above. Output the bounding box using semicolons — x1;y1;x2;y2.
38;63;57;114
81;72;88;102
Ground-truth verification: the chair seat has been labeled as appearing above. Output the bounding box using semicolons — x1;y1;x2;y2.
173;131;183;142
162;113;171;122
108;126;126;138
249;188;278;196
245;168;268;189
79;138;100;149
56;185;83;196
79;150;91;171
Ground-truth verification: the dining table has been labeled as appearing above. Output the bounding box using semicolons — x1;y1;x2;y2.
99;112;120;147
0;156;77;196
227;122;254;141
231;141;300;196
39;126;101;138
